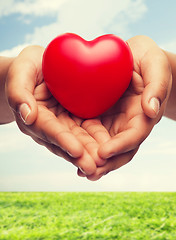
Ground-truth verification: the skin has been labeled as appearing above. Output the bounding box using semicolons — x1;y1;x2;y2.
1;35;174;181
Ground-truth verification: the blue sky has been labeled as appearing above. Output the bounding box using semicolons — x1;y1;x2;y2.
0;0;176;191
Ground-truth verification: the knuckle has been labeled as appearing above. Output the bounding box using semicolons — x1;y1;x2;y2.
81;119;100;129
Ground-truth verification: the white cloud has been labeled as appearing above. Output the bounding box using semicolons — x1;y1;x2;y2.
0;43;29;57
160;39;176;52
0;0;68;17
0;0;14;17
0;0;147;56
26;0;147;46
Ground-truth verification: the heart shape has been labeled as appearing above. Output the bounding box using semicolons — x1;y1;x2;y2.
42;33;133;118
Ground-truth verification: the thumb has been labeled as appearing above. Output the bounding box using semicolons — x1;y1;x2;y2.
141;50;172;119
6;57;38;125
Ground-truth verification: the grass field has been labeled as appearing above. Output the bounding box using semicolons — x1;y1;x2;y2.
0;192;176;240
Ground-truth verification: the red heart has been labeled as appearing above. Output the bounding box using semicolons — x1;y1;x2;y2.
42;33;133;118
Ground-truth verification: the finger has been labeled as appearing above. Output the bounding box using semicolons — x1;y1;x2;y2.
73;150;97;175
141;48;172;118
6;46;44;125
98;114;153;159
77;168;86;177
81;119;111;144
85;149;137;181
65;115;106;167
29;106;84;159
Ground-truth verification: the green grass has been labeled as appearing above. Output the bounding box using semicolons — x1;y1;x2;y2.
0;192;176;239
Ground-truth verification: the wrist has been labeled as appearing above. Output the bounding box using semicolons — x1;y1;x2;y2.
0;56;14;79
162;50;176;120
0;56;16;124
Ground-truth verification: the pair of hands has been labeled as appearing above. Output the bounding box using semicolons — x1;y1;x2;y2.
6;35;172;181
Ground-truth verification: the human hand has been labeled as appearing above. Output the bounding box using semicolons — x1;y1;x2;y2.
6;46;110;175
78;35;172;180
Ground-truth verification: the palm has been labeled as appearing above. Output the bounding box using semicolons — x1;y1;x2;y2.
101;84;148;137
81;73;155;159
100;59;157;136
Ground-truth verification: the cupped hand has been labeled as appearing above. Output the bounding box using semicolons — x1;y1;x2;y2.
6;46;109;175
79;35;172;180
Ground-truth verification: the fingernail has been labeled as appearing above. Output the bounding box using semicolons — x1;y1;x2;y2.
78;167;87;175
149;97;160;116
67;151;75;158
19;103;31;125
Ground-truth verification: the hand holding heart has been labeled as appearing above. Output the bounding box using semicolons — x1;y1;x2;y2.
78;35;172;180
6;35;172;180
